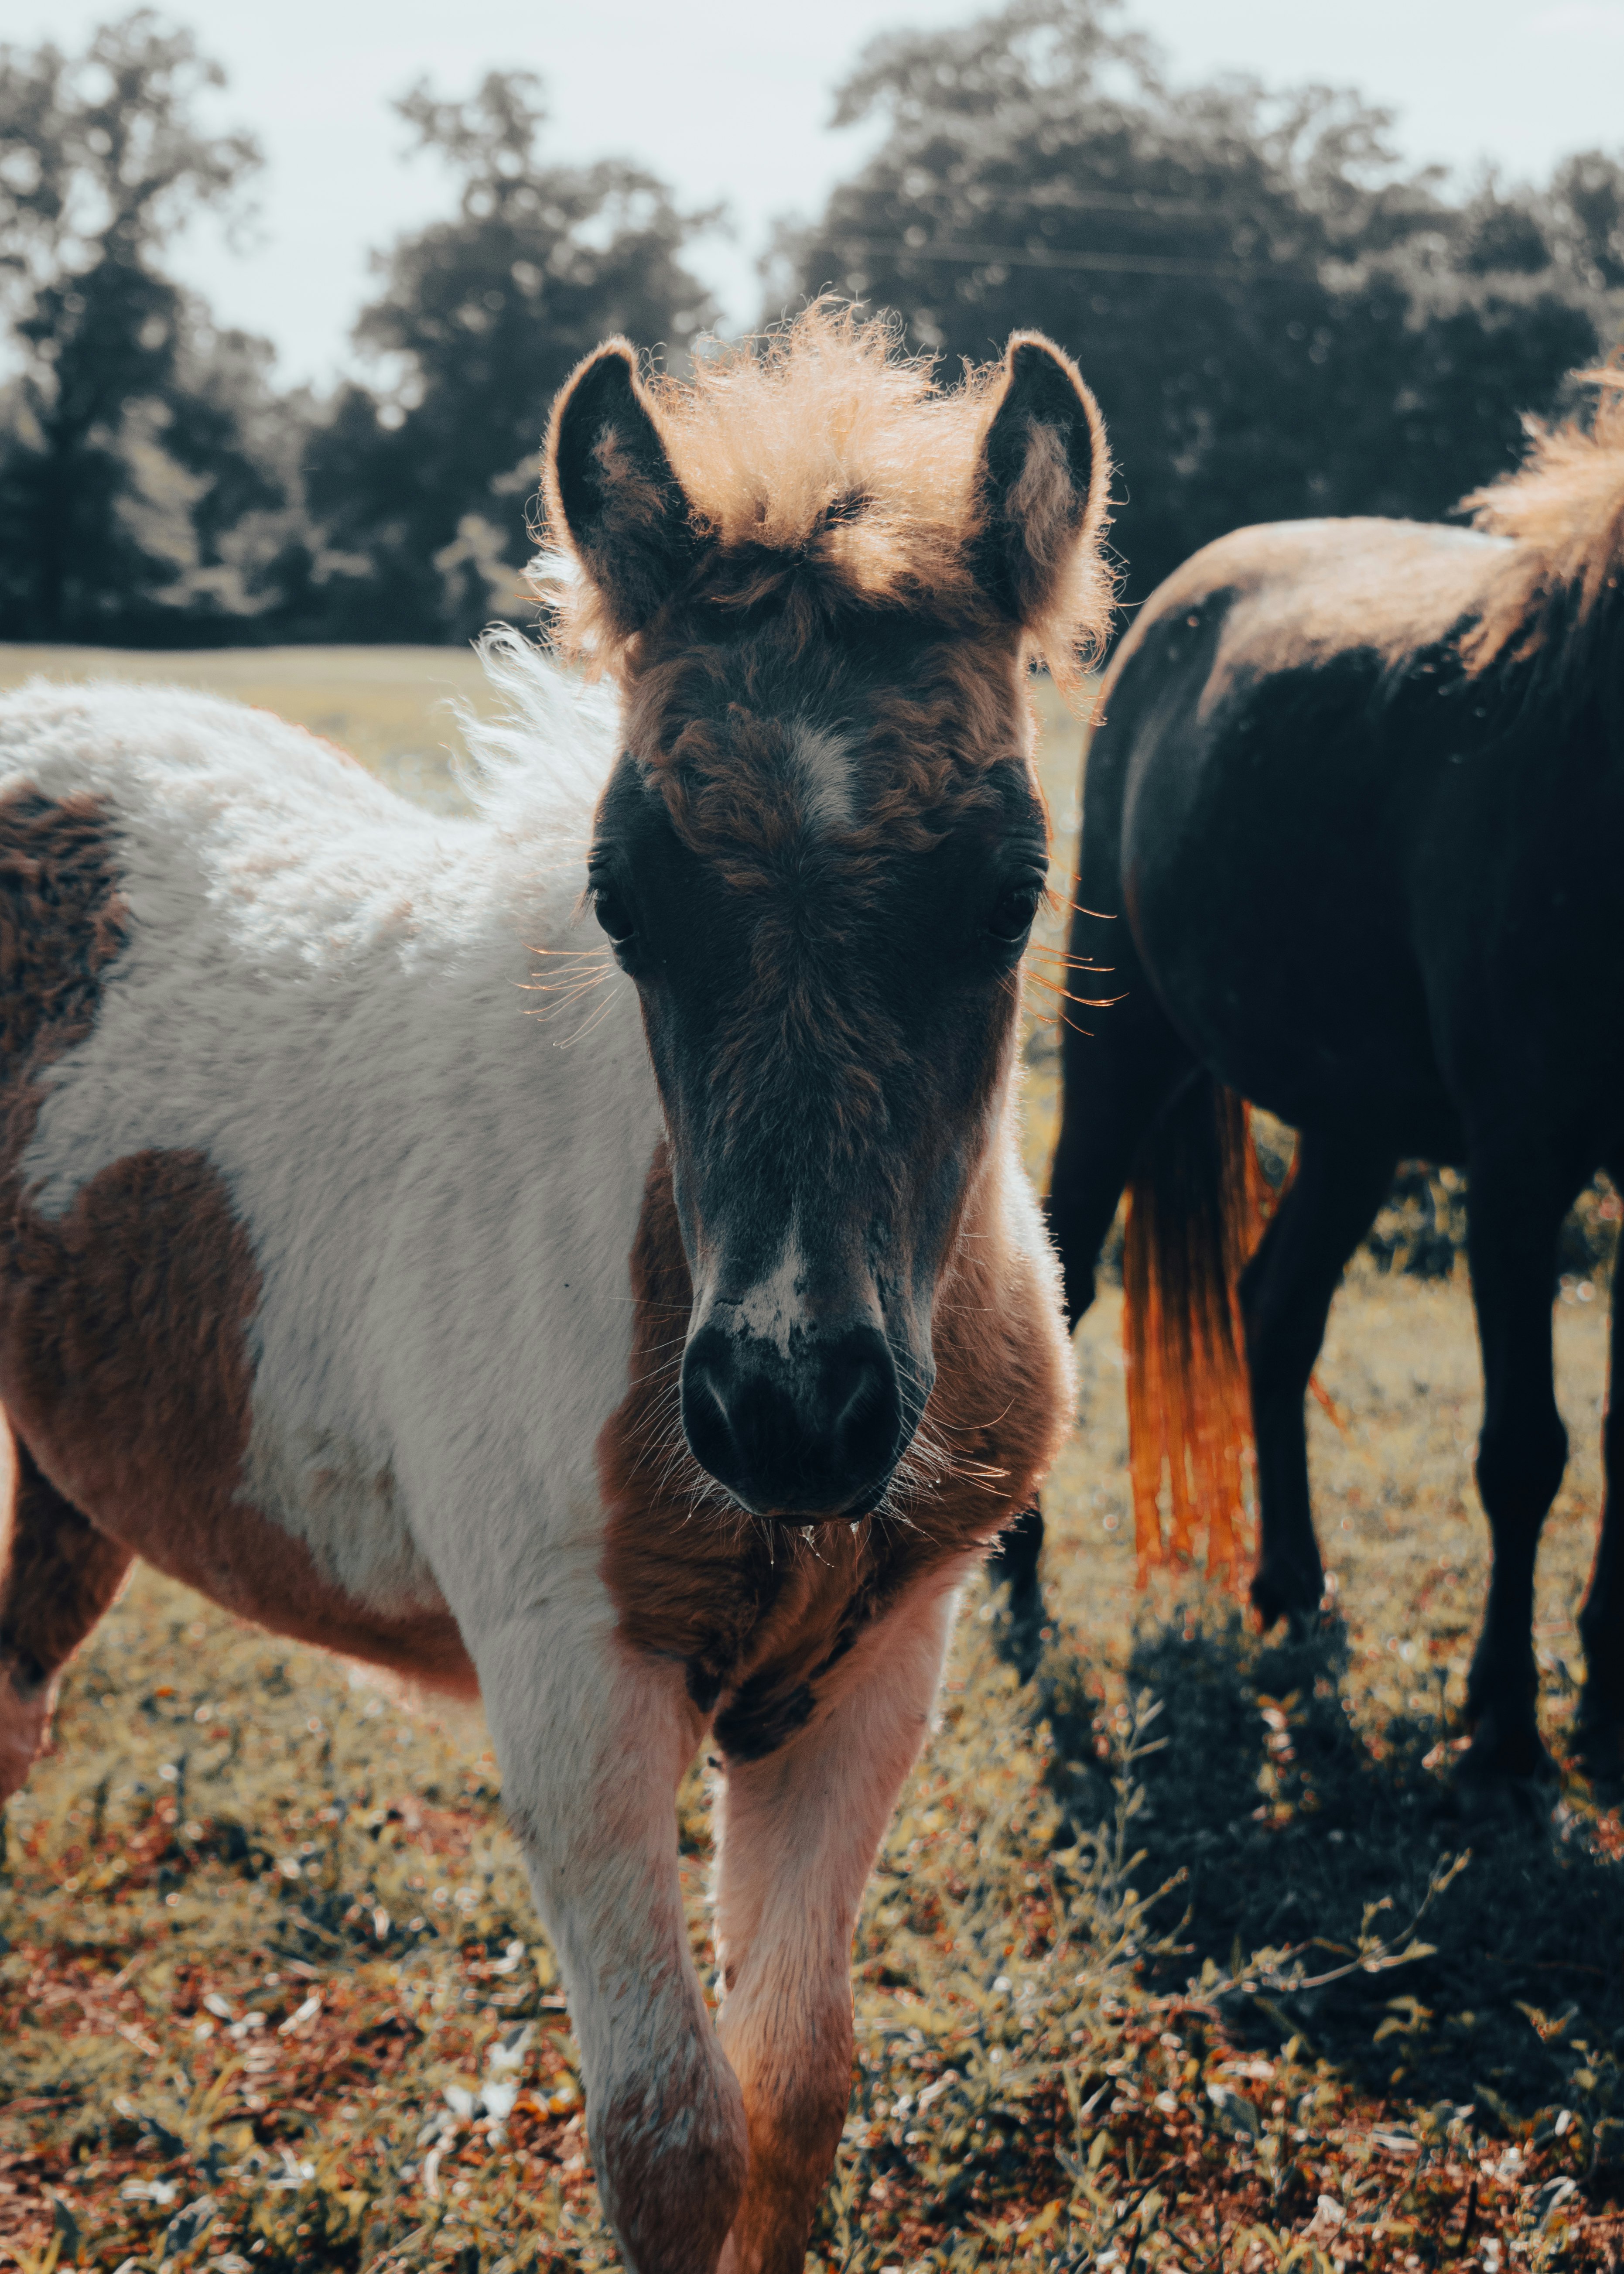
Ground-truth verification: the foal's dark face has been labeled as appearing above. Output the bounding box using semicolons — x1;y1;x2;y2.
545;318;1108;1523
589;629;1047;1521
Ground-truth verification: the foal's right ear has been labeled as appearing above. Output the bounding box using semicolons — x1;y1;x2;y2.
544;341;699;639
971;332;1109;630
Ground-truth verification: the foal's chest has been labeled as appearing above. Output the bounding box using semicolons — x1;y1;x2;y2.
595;1146;1031;1761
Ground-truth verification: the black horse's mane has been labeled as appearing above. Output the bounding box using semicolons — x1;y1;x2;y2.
1449;363;1624;711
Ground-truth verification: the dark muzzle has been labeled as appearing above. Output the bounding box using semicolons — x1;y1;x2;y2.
680;1318;904;1520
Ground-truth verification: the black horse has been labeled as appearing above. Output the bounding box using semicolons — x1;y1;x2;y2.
998;370;1624;1782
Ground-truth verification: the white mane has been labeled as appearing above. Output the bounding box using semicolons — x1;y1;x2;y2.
458;625;620;850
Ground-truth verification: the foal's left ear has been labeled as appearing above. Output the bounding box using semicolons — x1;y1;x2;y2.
545;339;699;639
971;332;1108;626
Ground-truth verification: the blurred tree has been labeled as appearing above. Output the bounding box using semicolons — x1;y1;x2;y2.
771;0;1623;613
1549;150;1624;290
303;71;720;642
0;10;288;642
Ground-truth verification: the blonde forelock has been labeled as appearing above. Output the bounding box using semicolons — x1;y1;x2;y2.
539;301;1113;694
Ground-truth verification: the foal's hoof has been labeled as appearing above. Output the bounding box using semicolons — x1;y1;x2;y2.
1249;1562;1324;1635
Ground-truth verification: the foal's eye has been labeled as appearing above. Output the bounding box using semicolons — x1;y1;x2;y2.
985;882;1043;944
591;884;636;945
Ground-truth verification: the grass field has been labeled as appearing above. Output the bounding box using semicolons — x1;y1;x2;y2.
0;647;493;814
2;644;1623;2273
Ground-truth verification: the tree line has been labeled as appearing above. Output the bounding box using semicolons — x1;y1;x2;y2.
3;3;1621;648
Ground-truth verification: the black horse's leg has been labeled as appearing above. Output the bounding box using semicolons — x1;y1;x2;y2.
1240;1128;1396;1630
987;1005;1193;1676
1576;1210;1624;1776
1460;1148;1576;1782
986;1505;1047;1676
1047;1020;1195;1333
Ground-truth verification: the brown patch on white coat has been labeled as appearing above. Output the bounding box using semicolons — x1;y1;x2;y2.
0;786;473;1804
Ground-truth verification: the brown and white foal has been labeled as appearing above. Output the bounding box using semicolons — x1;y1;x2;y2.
0;310;1110;2271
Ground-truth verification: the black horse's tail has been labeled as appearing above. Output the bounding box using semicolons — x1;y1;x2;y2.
1121;1075;1267;1586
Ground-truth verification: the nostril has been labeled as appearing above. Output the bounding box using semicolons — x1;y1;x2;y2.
680;1325;744;1484
832;1353;889;1438
817;1327;903;1492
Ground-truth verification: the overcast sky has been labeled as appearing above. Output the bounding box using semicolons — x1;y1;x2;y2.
10;0;1624;388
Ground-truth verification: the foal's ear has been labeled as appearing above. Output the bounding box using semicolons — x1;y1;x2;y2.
545;341;698;638
971;332;1108;626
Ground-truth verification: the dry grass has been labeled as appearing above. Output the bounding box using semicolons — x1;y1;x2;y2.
0;647;493;813
2;647;1623;2273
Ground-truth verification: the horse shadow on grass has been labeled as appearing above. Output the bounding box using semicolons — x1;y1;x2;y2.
1035;1608;1624;2135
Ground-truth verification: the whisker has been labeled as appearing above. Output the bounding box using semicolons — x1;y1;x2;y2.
1026;942;1115;974
525;975;613;1006
622;1356;684;1393
523;978;613;1022
557;990;623;1049
1023;971;1125;1010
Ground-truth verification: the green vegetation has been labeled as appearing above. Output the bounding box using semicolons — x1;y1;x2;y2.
5;7;1622;645
3;649;1624;2269
776;0;1624;612
301;72;719;646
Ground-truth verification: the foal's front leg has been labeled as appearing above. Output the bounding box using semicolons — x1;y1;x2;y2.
473;1605;747;2273
712;1571;964;2274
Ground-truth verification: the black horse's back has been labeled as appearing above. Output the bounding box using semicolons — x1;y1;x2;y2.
1077;518;1522;1150
1045;387;1624;1776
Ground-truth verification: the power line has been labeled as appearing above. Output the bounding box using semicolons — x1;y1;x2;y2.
902;188;1261;222
827;234;1311;282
